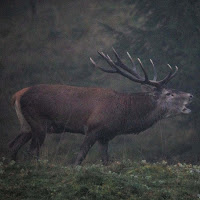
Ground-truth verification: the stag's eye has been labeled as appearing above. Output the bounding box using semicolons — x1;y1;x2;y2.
166;93;171;96
166;93;174;97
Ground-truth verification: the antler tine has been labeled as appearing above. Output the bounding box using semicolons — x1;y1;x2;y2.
150;59;157;81
98;51;107;59
112;47;122;64
127;51;137;72
112;48;143;79
157;64;173;85
98;51;119;72
137;58;149;82
98;51;115;69
173;66;178;76
163;65;178;84
90;57;117;73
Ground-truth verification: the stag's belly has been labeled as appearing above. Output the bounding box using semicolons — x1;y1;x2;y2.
46;120;85;134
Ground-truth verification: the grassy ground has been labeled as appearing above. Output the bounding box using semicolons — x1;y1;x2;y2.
0;158;199;200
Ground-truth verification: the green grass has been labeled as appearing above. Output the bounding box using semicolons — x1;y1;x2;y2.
0;158;200;200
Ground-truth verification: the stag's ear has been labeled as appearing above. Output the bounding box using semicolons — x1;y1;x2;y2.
141;85;155;92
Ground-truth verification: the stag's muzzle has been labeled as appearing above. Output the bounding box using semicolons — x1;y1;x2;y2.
182;94;193;114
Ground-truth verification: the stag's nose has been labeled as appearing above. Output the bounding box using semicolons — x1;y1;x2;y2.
188;94;193;102
189;94;193;99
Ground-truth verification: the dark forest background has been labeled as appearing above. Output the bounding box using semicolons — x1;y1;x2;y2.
0;0;199;164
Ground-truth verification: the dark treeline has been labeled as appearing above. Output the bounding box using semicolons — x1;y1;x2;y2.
0;0;199;164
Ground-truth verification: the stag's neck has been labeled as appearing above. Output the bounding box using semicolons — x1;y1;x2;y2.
123;93;167;134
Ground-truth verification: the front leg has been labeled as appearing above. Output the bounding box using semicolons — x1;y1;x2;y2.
75;133;98;165
98;139;109;165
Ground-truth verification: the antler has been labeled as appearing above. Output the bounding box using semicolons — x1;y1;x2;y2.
90;48;178;88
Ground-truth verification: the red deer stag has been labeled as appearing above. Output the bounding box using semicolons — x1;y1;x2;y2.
9;48;193;165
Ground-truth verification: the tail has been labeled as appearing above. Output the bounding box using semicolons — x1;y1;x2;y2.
11;93;17;106
9;87;31;149
11;87;30;106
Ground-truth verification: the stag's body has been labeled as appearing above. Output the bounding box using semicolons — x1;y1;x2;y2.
22;85;161;134
9;48;193;165
10;84;163;164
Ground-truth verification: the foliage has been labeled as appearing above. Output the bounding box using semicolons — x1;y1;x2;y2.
0;158;200;200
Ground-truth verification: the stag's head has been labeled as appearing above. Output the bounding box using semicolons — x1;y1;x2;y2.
90;48;193;118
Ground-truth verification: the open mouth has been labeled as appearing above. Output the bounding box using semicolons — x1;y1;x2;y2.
182;103;192;114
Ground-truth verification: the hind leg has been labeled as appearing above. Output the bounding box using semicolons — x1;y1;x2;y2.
28;131;46;159
8;133;23;149
9;131;32;161
21;109;47;160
